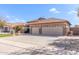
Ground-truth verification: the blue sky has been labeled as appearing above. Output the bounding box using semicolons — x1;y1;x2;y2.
0;4;79;26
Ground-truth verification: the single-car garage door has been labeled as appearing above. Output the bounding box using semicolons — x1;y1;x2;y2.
42;26;64;36
31;27;39;35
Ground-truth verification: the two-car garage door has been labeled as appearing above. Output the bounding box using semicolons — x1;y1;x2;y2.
42;26;63;36
31;27;39;35
31;26;64;36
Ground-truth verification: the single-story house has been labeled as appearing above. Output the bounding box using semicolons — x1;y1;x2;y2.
27;17;71;36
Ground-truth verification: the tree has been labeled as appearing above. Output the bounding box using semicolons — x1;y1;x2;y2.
0;16;7;28
0;20;6;28
14;25;23;33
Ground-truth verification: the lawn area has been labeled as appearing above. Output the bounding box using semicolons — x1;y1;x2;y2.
0;34;12;37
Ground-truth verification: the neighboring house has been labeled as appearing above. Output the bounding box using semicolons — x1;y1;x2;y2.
71;25;79;35
0;22;26;33
0;25;11;33
27;17;71;36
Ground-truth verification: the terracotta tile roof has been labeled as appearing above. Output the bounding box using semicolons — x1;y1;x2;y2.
27;17;71;25
6;22;26;28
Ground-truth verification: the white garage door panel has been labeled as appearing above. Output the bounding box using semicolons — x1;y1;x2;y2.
42;26;63;36
32;27;39;35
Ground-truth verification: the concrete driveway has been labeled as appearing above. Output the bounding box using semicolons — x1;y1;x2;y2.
0;35;57;54
0;35;79;54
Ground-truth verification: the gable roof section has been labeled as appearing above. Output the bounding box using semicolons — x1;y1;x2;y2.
27;17;71;25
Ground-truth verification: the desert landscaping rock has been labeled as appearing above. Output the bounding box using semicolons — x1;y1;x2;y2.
9;47;78;55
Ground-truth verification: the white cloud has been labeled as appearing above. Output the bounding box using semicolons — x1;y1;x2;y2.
15;18;25;22
5;15;25;22
49;8;60;13
21;20;25;22
15;18;19;21
6;15;10;18
68;10;77;14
